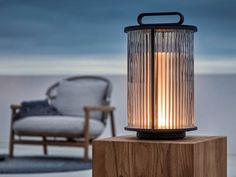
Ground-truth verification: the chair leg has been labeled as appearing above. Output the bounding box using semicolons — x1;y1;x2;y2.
110;111;116;137
42;137;48;155
84;110;90;161
9;132;14;158
84;141;89;161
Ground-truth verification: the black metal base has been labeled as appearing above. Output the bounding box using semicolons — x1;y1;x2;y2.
137;130;186;140
125;126;197;140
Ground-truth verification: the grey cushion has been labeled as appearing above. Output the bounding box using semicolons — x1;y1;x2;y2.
52;80;107;121
13;116;104;137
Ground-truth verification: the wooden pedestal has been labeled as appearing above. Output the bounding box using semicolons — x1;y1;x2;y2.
93;136;227;177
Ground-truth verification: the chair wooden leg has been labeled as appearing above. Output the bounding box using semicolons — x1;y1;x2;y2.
42;137;48;155
83;131;89;161
84;143;89;161
83;110;90;161
9;132;14;158
9;141;14;158
110;111;116;137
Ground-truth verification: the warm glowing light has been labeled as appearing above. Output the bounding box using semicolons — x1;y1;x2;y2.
127;30;194;130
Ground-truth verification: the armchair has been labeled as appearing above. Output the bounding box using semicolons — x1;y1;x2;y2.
9;76;116;160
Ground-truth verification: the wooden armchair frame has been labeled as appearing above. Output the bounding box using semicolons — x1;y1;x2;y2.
9;76;116;161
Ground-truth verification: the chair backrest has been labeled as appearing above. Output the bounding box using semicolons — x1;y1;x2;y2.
46;76;112;123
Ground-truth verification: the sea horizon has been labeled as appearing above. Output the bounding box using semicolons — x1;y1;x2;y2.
1;55;236;75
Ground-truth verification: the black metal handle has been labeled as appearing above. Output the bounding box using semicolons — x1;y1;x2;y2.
137;12;184;26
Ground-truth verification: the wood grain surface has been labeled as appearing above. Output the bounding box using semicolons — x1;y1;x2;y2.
93;136;227;177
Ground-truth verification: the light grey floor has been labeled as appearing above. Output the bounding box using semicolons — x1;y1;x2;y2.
0;144;235;177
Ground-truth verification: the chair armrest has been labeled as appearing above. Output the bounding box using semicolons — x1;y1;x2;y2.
10;104;21;115
83;105;116;138
10;104;21;111
83;105;115;113
10;104;21;122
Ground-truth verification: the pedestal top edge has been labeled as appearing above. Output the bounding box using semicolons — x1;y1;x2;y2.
94;135;227;144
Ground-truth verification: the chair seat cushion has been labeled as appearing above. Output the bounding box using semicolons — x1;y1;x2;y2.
13;116;104;137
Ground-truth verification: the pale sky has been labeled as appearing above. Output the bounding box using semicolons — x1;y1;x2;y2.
0;0;235;74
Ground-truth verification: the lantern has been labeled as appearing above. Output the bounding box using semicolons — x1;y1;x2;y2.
124;12;198;139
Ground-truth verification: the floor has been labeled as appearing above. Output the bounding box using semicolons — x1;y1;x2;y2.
0;144;92;177
0;144;235;177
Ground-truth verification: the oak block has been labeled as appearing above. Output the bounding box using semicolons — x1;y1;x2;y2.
93;135;227;177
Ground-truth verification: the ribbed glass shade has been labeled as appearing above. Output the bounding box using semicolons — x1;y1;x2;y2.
127;29;195;130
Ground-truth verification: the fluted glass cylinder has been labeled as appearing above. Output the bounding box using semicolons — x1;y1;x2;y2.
127;29;195;130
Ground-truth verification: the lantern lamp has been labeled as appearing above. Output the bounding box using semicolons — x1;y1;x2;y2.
124;12;198;139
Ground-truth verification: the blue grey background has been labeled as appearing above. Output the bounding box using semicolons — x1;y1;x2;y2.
0;0;235;60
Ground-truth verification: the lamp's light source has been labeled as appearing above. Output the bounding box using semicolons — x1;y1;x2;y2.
124;12;197;139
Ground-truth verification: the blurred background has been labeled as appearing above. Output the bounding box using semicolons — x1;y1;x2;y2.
0;0;236;74
0;0;235;161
